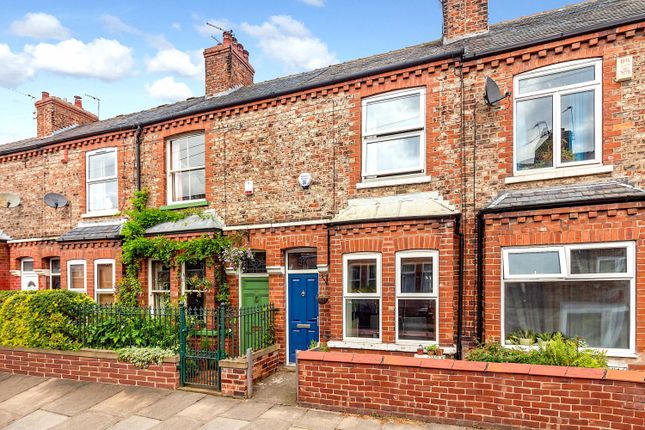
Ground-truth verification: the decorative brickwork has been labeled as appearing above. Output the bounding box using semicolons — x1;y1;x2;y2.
298;350;645;430
0;347;179;390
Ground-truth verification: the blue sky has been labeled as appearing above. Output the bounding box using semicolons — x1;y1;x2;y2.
0;0;578;145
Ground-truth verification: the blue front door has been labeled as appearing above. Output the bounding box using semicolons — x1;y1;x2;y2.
288;273;319;363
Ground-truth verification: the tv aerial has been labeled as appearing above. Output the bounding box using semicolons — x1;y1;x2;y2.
0;192;20;208
206;22;233;43
484;77;510;106
44;193;69;209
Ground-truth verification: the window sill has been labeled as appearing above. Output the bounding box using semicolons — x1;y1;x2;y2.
356;175;432;189
505;164;613;184
328;340;455;354
81;210;120;219
160;200;208;211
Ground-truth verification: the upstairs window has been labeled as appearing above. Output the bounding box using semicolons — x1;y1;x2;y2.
86;148;118;213
513;59;602;173
167;133;206;203
362;88;426;179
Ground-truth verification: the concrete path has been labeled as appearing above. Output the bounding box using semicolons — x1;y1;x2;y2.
0;370;474;430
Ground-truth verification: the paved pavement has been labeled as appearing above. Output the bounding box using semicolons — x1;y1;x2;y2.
0;370;473;430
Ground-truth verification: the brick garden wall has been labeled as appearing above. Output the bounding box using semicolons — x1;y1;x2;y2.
0;347;179;390
297;350;645;430
220;344;281;398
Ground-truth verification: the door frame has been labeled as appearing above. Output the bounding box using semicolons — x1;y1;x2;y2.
285;248;320;365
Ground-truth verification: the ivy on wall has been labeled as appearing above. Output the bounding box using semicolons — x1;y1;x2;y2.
116;190;250;307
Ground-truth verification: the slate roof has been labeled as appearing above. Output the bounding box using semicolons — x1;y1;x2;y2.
58;222;124;242
485;180;645;211
331;192;458;224
1;0;643;156
145;211;224;235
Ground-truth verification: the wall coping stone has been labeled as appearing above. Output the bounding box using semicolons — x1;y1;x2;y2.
297;350;645;383
0;346;179;364
220;344;280;369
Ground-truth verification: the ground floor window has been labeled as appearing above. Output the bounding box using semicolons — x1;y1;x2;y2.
183;261;206;313
502;242;634;353
343;253;381;341
67;260;86;291
50;258;61;289
396;250;438;342
149;260;171;309
20;258;38;291
94;259;115;305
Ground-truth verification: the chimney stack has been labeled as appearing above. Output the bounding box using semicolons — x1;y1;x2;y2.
442;0;488;43
35;93;98;138
204;31;254;96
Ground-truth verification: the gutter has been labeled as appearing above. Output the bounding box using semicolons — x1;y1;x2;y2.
134;124;142;191
454;214;465;359
474;194;645;344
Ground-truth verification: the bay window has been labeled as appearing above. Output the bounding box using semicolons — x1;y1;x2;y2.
502;242;635;355
362;88;425;179
167;133;206;204
343;253;381;341
94;259;115;305
396;250;438;343
86;148;118;214
513;59;602;173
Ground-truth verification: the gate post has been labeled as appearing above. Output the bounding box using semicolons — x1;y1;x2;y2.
179;302;186;387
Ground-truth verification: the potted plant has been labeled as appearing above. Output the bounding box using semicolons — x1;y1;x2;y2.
424;344;438;356
516;329;536;346
537;331;556;348
317;294;329;304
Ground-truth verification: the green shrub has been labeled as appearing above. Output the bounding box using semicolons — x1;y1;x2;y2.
117;346;176;369
466;333;607;368
0;290;93;350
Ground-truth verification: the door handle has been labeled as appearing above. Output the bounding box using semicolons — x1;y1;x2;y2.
296;323;311;329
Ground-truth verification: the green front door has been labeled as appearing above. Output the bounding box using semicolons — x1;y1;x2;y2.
240;277;270;352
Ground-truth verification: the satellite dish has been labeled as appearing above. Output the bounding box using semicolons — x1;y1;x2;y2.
0;192;20;208
484;77;510;106
44;193;69;209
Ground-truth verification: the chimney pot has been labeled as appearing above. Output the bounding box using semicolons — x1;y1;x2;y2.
74;96;82;108
41;91;50;100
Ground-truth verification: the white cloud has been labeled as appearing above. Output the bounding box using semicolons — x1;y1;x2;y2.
146;48;202;78
9;12;70;40
171;23;181;31
145;76;192;101
241;15;337;71
0;44;35;87
100;14;172;50
298;0;324;6
25;38;134;80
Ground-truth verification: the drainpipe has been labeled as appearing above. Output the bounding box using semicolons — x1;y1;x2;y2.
134;124;142;191
476;212;485;344
455;214;465;359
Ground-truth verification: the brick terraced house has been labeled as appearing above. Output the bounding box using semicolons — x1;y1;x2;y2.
1;0;644;367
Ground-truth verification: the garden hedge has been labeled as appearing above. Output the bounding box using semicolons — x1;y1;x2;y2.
0;290;93;350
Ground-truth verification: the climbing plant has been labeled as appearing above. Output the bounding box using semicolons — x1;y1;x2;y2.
116;190;250;307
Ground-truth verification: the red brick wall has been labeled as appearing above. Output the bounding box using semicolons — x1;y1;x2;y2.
0;242;9;289
483;202;645;356
297;350;645;430
204;32;254;96
220;344;281;398
0;347;179;390
442;0;488;42
35;93;98;138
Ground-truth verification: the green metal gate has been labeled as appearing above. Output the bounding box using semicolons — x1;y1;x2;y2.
179;303;277;391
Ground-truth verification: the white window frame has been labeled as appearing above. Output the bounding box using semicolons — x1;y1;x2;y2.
181;261;207;294
86;147;118;216
67;260;87;292
94;259;116;303
148;259;171;309
361;87;426;179
20;258;38;291
49;257;61;290
166;132;206;205
502;246;567;279
342;252;382;342
513;58;603;176
500;241;636;357
395;250;439;344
